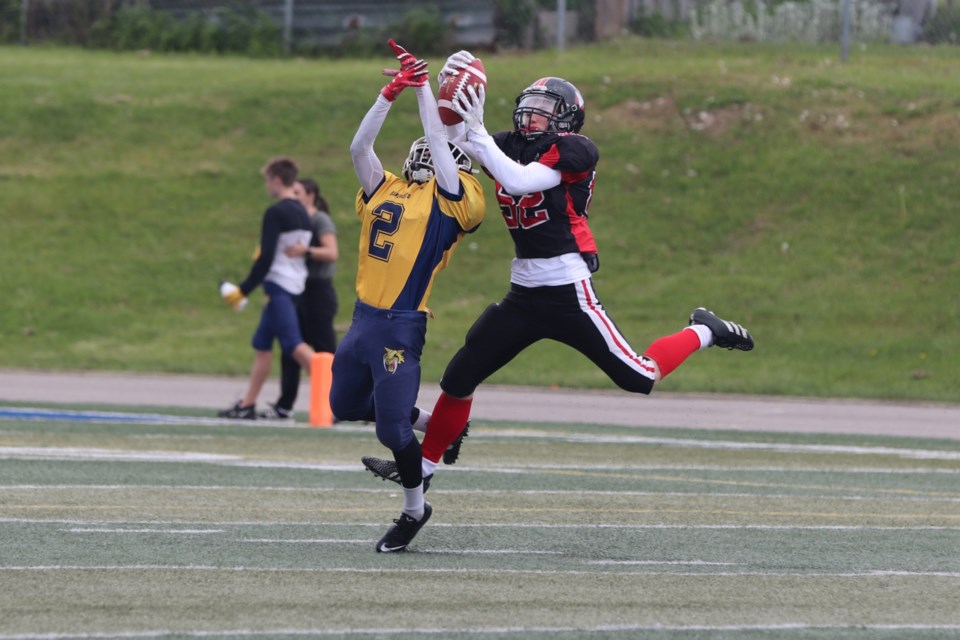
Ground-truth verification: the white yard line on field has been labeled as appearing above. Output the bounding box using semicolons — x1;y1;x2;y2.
3;565;960;579
0;447;243;463
3;623;960;640
6;481;960;504
4;517;960;531
66;528;224;534
3;431;960;467
237;538;366;544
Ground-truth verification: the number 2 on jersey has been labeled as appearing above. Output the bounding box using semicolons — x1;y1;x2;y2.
368;201;404;261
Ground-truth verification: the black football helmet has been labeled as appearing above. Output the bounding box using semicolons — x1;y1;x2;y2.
512;77;585;139
402;137;473;184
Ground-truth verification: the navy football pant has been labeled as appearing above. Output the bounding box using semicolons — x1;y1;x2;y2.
330;300;427;454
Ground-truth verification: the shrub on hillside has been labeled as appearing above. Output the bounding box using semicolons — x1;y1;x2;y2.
923;7;960;44
0;0;19;44
392;6;449;55
628;5;689;38
691;0;893;42
96;4;280;56
9;0;115;45
324;8;446;59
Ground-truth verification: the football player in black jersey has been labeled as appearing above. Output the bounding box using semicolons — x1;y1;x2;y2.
362;52;754;492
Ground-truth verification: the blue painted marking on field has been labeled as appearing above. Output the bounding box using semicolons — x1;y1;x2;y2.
0;406;284;427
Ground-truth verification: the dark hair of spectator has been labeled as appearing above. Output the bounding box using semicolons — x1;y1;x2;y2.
261;156;299;187
298;178;330;213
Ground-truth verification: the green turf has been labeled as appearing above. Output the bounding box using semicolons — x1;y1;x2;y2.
1;42;959;401
1;410;957;638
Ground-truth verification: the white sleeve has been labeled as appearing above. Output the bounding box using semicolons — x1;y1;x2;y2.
350;95;391;196
446;121;466;145
416;82;460;195
466;132;561;195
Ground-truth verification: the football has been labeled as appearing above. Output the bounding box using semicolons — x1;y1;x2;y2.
437;58;486;126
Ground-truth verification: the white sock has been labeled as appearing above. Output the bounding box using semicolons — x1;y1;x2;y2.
422;458;438;478
402;484;425;520
687;324;714;349
412;408;431;433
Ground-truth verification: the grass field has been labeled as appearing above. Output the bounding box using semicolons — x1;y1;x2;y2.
3;35;958;640
2;41;959;401
2;404;958;639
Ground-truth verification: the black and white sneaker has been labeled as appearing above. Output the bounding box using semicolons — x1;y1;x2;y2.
376;503;432;553
689;307;755;351
218;401;256;420
442;422;469;465
361;456;431;493
257;403;294;421
362;456;401;483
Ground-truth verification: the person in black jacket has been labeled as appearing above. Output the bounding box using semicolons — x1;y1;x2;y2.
258;178;339;421
218;157;317;420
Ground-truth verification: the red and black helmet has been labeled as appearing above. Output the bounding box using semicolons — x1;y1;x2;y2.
512;77;585;139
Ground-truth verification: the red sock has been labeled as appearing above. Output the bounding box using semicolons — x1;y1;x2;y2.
642;328;701;379
421;392;473;463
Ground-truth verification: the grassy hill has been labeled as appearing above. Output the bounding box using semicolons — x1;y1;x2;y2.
1;41;958;402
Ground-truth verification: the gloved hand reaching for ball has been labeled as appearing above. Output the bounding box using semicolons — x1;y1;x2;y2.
453;83;487;140
381;39;428;102
438;50;476;85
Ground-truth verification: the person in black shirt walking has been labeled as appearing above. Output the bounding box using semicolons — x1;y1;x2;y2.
258;178;339;421
218;157;317;420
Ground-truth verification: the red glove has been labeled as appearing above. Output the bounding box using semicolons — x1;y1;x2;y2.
389;38;419;71
380;39;428;102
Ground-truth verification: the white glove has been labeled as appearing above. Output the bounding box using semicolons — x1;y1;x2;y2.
453;83;487;139
219;281;248;312
437;50;475;84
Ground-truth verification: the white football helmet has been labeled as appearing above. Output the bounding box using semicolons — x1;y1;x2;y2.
402;137;473;184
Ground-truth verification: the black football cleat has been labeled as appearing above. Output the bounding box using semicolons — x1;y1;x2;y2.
362;455;401;483
362;456;431;493
376;503;432;553
256;403;294;421
689;307;755;351
218;401;256;420
442;421;470;465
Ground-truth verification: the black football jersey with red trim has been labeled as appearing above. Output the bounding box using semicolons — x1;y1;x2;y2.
492;131;599;260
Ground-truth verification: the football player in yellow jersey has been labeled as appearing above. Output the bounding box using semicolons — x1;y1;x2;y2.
329;40;486;553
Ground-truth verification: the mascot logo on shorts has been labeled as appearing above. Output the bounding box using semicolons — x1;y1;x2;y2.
383;348;405;374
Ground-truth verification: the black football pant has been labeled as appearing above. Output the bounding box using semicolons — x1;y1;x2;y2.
439;280;656;398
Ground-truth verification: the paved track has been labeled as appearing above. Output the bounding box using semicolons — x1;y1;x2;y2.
1;368;957;440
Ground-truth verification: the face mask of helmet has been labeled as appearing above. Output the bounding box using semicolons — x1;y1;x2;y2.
402;137;473;184
512;78;585;139
514;95;561;135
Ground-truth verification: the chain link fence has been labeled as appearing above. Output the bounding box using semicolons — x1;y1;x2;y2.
2;0;957;53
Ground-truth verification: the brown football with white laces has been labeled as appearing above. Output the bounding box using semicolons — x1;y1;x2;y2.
437;57;486;126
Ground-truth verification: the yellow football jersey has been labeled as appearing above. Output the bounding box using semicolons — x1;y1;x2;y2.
354;170;485;311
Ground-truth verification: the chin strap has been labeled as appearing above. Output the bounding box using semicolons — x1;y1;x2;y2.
409;167;433;183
